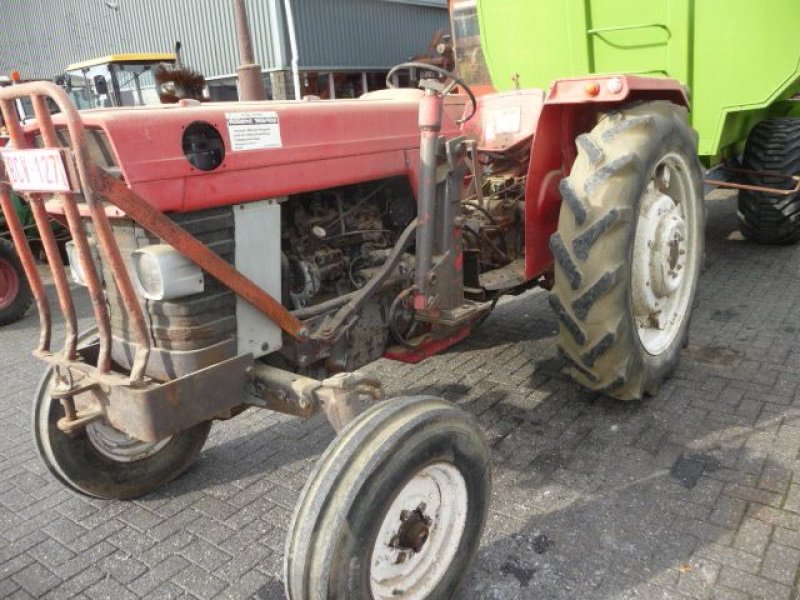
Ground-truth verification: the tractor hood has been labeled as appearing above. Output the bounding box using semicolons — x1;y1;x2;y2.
36;91;466;214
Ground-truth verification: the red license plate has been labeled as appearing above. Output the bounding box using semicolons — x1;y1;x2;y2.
2;148;74;193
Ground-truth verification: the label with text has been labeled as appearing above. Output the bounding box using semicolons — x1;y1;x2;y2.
226;112;283;151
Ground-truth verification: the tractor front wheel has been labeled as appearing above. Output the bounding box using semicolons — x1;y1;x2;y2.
33;331;212;500
0;238;32;326
550;101;705;400
284;396;490;599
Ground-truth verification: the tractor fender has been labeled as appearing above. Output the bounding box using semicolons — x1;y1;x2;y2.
523;74;689;279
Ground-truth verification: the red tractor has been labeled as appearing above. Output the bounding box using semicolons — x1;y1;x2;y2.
0;12;704;600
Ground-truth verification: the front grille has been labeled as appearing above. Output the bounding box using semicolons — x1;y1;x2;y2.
35;128;120;178
89;207;237;353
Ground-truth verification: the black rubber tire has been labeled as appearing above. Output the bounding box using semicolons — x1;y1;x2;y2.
550;101;705;400
284;396;491;599
0;238;32;326
737;118;800;244
33;332;212;500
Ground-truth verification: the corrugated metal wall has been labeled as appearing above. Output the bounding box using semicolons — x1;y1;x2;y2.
0;0;280;79
0;0;448;80
291;0;449;69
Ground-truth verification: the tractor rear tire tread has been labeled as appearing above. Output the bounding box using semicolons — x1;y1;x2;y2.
550;101;705;400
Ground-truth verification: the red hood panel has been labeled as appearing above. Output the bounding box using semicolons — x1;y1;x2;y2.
48;95;463;213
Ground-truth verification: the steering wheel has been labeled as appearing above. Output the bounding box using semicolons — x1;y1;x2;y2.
386;62;477;125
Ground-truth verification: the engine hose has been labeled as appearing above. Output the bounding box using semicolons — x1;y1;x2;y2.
348;255;365;289
389;286;423;349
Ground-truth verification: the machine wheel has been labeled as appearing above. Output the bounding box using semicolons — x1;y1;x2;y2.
0;238;32;326
737;118;800;244
550;101;705;400
33;332;211;500
285;396;490;600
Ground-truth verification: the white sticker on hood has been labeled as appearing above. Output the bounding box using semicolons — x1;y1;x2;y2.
225;112;282;151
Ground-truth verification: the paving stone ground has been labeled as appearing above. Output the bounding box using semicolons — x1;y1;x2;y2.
3;191;800;599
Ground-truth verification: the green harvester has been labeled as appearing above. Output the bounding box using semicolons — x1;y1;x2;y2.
471;0;800;243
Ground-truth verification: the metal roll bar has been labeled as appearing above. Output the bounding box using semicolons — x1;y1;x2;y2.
0;81;307;388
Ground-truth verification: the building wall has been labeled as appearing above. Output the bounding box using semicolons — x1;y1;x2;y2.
288;0;449;69
0;0;448;80
0;1;282;79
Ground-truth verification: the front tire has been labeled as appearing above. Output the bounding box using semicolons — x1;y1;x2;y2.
284;396;490;599
33;333;212;500
550;101;705;400
0;238;32;326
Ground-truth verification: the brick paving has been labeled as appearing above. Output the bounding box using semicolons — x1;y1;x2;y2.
2;191;800;598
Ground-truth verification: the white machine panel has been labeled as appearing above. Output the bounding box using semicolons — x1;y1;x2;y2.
234;200;283;357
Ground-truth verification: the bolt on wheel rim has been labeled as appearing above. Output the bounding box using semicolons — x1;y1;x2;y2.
631;153;697;356
86;420;171;463
369;462;468;600
0;258;20;310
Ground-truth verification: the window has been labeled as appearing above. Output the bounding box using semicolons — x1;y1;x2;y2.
451;0;491;86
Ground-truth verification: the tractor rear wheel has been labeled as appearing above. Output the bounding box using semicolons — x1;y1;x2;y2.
737;118;800;244
550;101;705;400
0;238;32;326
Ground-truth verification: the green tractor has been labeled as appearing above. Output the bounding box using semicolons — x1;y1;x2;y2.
455;0;800;244
0;192;33;324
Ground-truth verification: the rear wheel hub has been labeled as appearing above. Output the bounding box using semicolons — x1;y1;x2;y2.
652;211;687;298
631;154;695;355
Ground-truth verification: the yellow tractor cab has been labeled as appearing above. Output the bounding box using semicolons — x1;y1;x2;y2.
60;53;176;109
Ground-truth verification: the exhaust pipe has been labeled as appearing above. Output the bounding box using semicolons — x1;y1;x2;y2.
233;0;267;101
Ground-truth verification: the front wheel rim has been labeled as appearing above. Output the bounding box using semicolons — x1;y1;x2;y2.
631;152;698;356
0;258;20;310
369;462;468;600
86;419;171;463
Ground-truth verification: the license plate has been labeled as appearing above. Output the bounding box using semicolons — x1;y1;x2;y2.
2;148;74;193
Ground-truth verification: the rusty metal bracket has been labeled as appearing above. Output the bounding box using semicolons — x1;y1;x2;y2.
57;406;104;435
245;364;320;419
103;353;254;442
245;364;384;432
50;380;99;399
35;349;143;388
705;167;800;196
317;372;384;432
43;352;254;442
